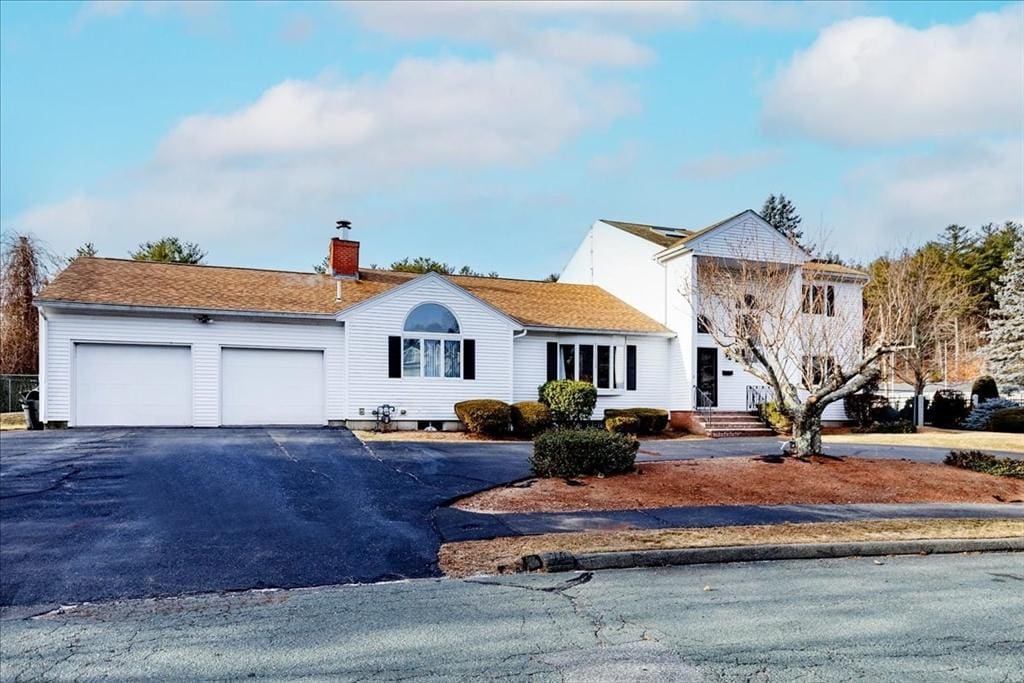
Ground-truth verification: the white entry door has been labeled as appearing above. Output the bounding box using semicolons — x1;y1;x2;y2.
74;344;192;426
220;348;325;425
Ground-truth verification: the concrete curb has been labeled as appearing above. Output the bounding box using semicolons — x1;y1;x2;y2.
522;537;1024;573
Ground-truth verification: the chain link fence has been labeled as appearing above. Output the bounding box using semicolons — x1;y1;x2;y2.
1;374;38;413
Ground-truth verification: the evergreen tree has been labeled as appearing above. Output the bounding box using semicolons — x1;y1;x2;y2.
984;235;1024;387
760;194;803;243
66;242;98;265
130;237;205;264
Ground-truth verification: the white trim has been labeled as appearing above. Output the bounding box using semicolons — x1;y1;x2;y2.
655;210;811;263
522;325;674;338
335;272;523;330
37;300;336;321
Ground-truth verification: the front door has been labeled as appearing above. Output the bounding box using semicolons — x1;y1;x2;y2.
697;347;718;407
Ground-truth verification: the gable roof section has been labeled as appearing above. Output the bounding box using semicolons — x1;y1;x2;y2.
654;209;811;263
39;257;670;334
803;260;869;280
599;219;692;248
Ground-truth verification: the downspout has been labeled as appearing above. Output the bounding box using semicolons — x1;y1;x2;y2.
38;307;47;424
510;328;528;403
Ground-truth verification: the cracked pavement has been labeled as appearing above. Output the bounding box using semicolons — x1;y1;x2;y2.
1;553;1021;681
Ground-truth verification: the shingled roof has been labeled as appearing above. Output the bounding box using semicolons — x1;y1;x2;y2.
39;258;671;334
600;220;692;248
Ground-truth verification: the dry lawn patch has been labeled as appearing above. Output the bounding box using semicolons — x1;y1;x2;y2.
825;427;1024;454
455;457;1024;513
0;412;25;431
440;518;1024;577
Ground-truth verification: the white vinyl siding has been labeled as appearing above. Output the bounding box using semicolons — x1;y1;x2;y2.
343;277;517;420
221;348;325;425
41;309;344;426
513;333;671;418
74;344;192;426
686;212;806;264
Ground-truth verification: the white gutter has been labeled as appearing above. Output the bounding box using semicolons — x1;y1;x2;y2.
522;325;675;338
34;300;338;321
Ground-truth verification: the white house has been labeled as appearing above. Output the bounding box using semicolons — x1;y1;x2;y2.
35;211;866;431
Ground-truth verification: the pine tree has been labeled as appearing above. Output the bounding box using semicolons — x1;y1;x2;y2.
761;194;803;244
984;235;1024;387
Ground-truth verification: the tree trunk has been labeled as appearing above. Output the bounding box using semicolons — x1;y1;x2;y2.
791;409;823;457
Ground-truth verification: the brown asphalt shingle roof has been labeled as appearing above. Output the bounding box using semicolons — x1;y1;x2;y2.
39;258;671;334
601;220;691;248
803;261;869;278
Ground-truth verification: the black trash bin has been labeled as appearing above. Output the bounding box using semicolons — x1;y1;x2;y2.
21;388;42;431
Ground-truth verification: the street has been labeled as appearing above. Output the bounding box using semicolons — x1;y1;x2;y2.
2;553;1021;681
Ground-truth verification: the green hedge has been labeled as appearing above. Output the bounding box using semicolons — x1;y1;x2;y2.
859;419;916;434
989;407;1024;433
930;390;969;428
605;415;640;434
531;428;638;478
538;380;597;428
454;399;510;436
945;450;1024;479
510;401;552;437
603;408;668;435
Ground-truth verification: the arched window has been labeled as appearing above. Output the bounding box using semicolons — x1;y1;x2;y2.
404;303;460;334
400;303;462;378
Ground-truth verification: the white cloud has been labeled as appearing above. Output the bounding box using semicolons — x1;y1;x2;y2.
590;140;642;174
763;7;1024;145
13;56;635;254
834;138;1023;258
679;149;783;180
345;1;856;68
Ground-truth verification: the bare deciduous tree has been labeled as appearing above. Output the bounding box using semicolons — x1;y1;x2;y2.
682;243;907;456
864;247;979;397
1;233;55;374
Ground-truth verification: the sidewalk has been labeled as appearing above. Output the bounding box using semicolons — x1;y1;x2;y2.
435;502;1024;542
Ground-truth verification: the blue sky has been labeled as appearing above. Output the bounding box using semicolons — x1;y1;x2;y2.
2;1;1021;277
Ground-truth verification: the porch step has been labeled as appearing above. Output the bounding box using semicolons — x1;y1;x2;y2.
693;410;777;438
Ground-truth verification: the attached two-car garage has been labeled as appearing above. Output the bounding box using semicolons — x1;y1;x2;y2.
72;343;325;427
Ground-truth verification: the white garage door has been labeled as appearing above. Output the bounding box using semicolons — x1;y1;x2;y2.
221;348;325;425
75;344;192;426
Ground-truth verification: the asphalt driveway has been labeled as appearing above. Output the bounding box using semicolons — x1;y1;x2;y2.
0;428;530;609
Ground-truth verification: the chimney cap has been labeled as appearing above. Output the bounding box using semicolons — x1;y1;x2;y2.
336;219;352;230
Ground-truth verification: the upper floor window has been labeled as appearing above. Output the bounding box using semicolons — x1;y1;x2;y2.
802;284;835;316
401;304;461;378
404;303;460;334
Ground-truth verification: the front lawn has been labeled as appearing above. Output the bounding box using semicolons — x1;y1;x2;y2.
454;456;1024;513
824;427;1024;453
1;411;25;431
439;518;1024;577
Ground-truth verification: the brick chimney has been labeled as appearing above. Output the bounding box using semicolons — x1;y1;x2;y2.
329;220;359;279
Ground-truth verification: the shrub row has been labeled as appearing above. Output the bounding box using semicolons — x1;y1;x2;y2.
531;428;638;478
603;408;668;435
857;419;915;434
758;401;792;435
454;399;554;437
963;398;1019;431
944;450;1024;479
990;407;1024;433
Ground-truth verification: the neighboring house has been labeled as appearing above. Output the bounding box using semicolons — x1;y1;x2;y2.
34;210;866;430
559;210;868;425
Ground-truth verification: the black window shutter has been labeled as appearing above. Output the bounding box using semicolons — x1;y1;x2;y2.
626;345;637;390
388;336;401;378
546;342;558;381
463;339;476;380
826;286;835;317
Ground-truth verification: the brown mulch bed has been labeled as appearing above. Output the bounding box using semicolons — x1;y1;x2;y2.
454;456;1024;513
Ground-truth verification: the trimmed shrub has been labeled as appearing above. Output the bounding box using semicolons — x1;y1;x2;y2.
604;408;669;435
861;419;915;434
538;380;597;428
962;398;1018;431
510;401;552;438
605;415;640;435
758;401;792;434
454;399;510;436
945;450;1024;479
531;428;638;478
971;375;999;404
844;392;891;429
929;390;969;428
988;407;1024;433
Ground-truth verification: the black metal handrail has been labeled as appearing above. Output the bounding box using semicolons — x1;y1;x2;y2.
746;385;774;412
694;385;713;433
